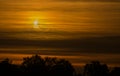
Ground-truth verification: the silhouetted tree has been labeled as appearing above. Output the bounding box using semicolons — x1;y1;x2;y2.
21;54;46;76
83;61;109;76
0;58;21;76
49;59;75;76
1;58;10;63
3;54;120;76
0;58;12;75
21;54;75;76
109;67;120;76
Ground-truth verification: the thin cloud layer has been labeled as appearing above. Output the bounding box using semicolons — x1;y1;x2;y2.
0;35;120;53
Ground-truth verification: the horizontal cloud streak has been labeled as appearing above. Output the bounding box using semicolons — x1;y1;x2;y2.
0;35;120;53
1;0;120;2
54;0;120;2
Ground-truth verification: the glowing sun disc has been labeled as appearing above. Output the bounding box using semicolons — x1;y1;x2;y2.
33;20;39;28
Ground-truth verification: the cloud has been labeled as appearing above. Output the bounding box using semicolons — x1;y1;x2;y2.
0;35;120;53
50;0;120;2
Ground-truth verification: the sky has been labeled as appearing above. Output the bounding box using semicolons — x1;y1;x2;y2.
0;0;120;67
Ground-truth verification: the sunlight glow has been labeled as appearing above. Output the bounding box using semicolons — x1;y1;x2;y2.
33;20;39;28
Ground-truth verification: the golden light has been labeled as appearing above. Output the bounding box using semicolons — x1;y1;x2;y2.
33;19;39;28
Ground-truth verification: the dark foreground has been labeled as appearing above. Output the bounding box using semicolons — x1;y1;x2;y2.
0;54;120;76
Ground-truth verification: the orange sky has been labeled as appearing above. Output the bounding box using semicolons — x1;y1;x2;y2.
0;0;120;67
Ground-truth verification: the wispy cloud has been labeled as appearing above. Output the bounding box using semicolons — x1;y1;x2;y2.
0;35;120;53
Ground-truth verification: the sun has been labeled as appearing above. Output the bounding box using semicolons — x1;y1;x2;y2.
33;19;39;28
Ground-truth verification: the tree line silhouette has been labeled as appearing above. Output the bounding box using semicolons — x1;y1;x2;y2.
0;54;119;76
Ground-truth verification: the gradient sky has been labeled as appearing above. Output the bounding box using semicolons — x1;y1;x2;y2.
0;0;120;67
